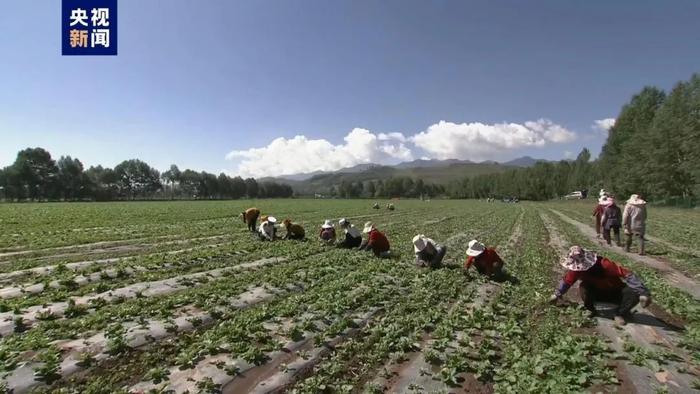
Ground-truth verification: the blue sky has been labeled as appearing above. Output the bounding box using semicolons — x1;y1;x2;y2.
1;0;698;177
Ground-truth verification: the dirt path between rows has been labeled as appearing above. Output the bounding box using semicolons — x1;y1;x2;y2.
540;211;698;393
550;209;700;301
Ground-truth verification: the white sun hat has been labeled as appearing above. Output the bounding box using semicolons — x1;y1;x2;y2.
413;235;428;253
598;196;608;205
466;240;486;257
338;218;348;227
363;221;375;234
561;246;597;271
627;194;646;205
322;219;333;229
267;216;277;224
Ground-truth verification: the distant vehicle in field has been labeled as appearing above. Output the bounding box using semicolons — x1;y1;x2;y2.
565;191;584;200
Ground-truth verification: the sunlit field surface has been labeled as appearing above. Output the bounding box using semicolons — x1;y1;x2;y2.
0;200;697;393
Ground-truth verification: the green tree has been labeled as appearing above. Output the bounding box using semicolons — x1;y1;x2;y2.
12;147;59;200
114;159;161;199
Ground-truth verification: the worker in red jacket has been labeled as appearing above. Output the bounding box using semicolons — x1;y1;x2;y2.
464;240;504;278
549;246;651;325
359;222;391;258
592;197;608;238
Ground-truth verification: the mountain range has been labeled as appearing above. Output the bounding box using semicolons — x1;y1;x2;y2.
275;156;541;181
261;156;545;194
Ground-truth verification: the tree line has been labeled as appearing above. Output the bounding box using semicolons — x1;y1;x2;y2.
0;149;293;201
448;73;700;204
328;177;445;199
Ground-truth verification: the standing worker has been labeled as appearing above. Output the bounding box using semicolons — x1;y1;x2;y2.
600;197;622;246
258;216;277;241
319;220;336;244
549;246;651;325
241;207;261;232
337;218;362;248
464;240;504;278
622;194;647;255
592;196;607;238
359;222;391;258
413;235;447;268
281;219;305;240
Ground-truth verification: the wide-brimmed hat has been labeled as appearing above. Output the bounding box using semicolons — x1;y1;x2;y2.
627;194;646;205
362;221;375;234
599;196;613;206
266;216;277;224
338;218;349;227
466;240;485;257
413;235;428;253
561;246;597;271
322;220;333;229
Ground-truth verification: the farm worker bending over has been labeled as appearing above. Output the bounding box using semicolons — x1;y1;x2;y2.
549;246;651;325
387;203;395;210
601;197;622;246
623;194;647;255
241;207;260;232
282;219;305;240
319;220;336;243
337;218;362;248
464;240;504;278
413;235;446;268
258;216;277;241
373;202;380;209
592;197;608;238
359;222;391;258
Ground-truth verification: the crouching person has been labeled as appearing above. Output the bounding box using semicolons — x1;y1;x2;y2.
359;222;391;258
258;216;278;241
337;218;362;248
282;219;305;240
549;246;651;325
413;235;446;268
241;207;260;232
319;220;336;244
464;240;504;278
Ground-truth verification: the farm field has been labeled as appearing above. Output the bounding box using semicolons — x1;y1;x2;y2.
0;200;698;393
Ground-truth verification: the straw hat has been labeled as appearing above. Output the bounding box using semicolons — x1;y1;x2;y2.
362;221;375;234
560;246;597;271
322;220;333;229
338;218;349;227
627;194;646;205
412;235;429;253
466;240;485;257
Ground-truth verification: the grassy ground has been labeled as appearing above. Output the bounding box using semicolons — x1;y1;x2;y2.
0;199;697;393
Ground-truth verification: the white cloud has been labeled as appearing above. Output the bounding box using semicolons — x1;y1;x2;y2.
226;119;578;177
226;128;412;178
593;118;615;134
564;150;574;159
410;118;576;161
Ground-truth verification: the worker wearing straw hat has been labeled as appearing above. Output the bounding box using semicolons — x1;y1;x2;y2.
241;207;261;232
412;235;446;268
337;218;362;248
592;196;609;238
622;194;647;255
258;216;278;241
464;240;504;278
281;219;305;240
359;222;391;258
600;197;622;246
319;219;336;243
549;246;651;326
